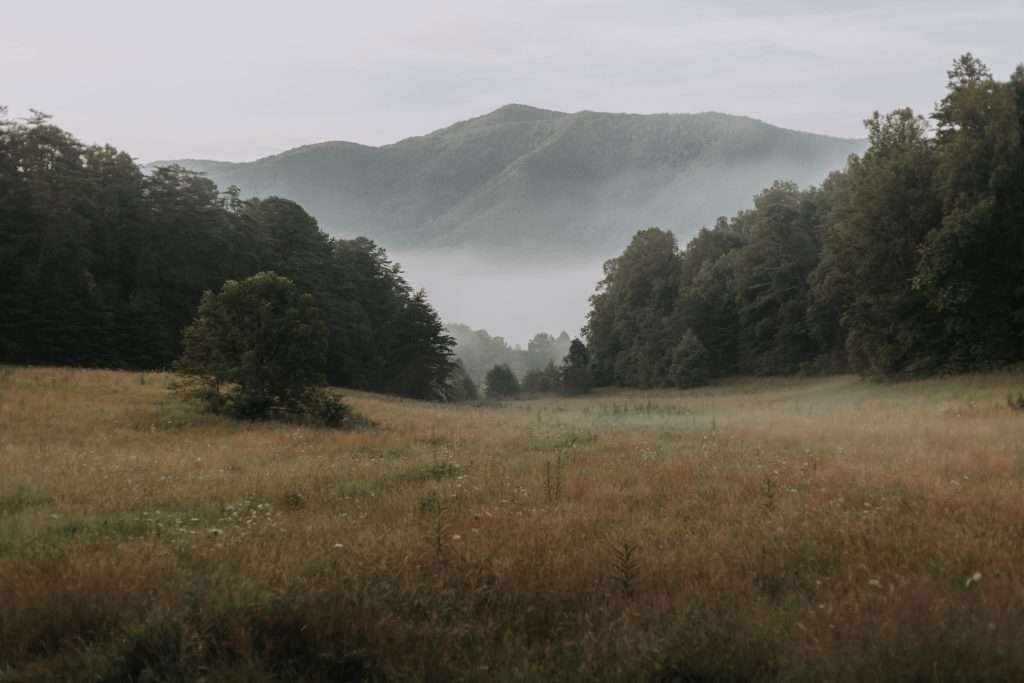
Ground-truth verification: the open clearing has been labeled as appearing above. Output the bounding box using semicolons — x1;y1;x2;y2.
3;367;1024;681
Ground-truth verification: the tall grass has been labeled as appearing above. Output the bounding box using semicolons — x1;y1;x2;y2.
2;367;1024;680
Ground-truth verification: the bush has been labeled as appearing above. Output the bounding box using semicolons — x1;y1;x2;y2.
303;388;350;427
175;272;349;426
484;364;520;400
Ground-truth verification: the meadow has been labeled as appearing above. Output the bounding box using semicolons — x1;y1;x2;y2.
2;366;1024;681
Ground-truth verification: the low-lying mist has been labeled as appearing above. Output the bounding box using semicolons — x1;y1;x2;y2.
393;248;605;346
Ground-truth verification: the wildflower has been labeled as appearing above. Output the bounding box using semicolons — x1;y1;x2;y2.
965;571;982;588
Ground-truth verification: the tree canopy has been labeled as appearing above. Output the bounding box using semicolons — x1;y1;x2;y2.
176;272;346;423
0;113;456;400
484;364;521;400
586;55;1024;387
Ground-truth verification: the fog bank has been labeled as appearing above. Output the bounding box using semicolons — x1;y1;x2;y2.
393;249;604;346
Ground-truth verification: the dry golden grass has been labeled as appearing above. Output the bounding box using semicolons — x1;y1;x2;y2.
2;365;1024;681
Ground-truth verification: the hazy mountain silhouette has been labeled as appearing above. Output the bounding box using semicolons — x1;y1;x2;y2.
157;104;864;259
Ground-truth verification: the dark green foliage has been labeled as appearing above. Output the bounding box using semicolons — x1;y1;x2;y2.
0;112;455;400
445;359;480;402
522;361;563;394
811;109;944;375
586;228;682;388
913;55;1024;368
521;368;547;394
669;330;711;388
561;338;593;395
732;182;821;375
586;56;1024;386
484;364;520;400
328;238;455;397
301;388;351;428
175;272;346;424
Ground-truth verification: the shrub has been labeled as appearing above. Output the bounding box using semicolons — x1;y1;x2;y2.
302;388;350;427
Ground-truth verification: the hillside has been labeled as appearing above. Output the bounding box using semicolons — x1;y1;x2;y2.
157;104;865;258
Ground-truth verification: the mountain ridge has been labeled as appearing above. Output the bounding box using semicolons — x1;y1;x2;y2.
154;104;866;258
156;105;862;166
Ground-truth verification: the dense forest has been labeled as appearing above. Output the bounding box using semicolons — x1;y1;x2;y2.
586;56;1024;386
0;109;456;400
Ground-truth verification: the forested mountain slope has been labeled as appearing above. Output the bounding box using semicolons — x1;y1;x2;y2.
160;105;864;258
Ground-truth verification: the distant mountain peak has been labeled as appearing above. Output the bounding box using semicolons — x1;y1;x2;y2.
423;103;567;140
161;106;865;260
483;103;566;122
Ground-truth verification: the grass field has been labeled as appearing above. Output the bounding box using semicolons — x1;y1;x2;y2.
3;366;1024;681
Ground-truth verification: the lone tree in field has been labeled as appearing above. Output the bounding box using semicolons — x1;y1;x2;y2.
176;271;347;424
484;363;520;400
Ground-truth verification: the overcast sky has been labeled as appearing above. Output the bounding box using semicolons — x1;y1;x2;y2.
4;0;1022;163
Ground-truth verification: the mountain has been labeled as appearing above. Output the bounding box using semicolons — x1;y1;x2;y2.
155;104;864;259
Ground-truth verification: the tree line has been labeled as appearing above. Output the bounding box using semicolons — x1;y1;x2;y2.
446;323;572;384
586;55;1024;387
483;337;592;399
0;110;456;400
